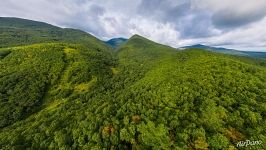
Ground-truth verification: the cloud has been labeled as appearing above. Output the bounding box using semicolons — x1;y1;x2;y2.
0;0;266;51
128;17;180;46
194;0;266;28
179;17;266;50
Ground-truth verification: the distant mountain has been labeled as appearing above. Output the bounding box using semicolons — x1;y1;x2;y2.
105;38;127;49
182;44;266;58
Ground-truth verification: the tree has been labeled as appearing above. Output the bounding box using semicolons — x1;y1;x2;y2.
208;133;229;149
137;121;170;150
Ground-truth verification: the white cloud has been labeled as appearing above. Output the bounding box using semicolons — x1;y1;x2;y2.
128;17;180;46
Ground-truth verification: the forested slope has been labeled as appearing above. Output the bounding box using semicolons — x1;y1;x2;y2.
0;17;109;50
0;18;265;149
0;43;114;128
0;33;265;149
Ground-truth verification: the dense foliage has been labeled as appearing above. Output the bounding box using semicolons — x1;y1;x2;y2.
0;43;113;128
0;19;265;150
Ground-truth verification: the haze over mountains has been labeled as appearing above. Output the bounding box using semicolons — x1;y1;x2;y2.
0;17;265;149
181;44;266;58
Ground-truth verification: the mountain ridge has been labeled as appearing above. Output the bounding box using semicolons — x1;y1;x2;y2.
182;44;266;58
0;17;110;50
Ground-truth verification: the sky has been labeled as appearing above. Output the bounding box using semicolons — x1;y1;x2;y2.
1;0;266;51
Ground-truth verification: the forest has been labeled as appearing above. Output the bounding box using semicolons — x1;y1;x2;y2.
0;18;265;150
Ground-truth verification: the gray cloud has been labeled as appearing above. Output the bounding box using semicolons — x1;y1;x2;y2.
212;9;266;28
195;0;266;28
0;0;266;51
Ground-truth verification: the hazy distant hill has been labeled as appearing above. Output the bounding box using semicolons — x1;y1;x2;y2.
0;17;265;150
182;44;266;58
105;37;127;49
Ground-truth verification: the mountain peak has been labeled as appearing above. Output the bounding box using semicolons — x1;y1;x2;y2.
129;34;150;40
128;34;154;43
122;34;175;51
131;34;142;38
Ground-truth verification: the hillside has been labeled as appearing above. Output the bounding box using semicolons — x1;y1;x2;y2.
0;17;109;50
0;43;114;128
0;18;265;149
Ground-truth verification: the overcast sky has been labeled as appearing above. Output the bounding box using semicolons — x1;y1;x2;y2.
1;0;266;51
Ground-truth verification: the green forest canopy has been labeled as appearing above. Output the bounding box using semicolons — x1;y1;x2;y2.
0;18;265;150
